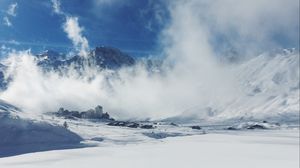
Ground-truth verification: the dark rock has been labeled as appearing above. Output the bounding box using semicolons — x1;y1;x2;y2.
170;122;178;126
53;105;114;121
140;124;154;129
246;124;266;130
107;121;139;128
107;121;127;127
227;126;239;130
37;46;135;71
127;122;140;128
191;125;201;130
101;112;112;120
143;132;184;139
107;121;155;129
90;137;104;142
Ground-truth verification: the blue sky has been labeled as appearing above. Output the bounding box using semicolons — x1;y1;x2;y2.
0;0;168;56
0;0;299;57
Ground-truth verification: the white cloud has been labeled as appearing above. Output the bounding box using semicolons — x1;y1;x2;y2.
63;16;89;57
166;0;299;55
51;0;63;15
2;2;18;27
50;0;89;57
7;2;18;16
3;16;12;27
141;0;167;32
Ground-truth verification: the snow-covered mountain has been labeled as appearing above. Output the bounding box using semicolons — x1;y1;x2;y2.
0;48;298;159
171;49;299;124
0;63;7;90
0;47;298;123
222;49;299;121
37;46;135;71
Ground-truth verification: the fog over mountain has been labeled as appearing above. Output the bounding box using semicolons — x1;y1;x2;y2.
0;0;298;166
0;0;299;122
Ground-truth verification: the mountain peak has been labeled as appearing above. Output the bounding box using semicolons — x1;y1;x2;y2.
35;46;135;70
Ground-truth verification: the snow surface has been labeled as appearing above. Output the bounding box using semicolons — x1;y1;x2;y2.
170;50;300;123
0;129;298;168
0;100;83;157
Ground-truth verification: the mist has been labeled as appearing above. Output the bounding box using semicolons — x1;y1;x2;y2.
0;0;298;120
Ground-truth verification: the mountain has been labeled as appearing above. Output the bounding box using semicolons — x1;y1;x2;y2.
36;50;66;61
166;48;300;124
221;48;299;122
37;46;135;71
0;63;8;90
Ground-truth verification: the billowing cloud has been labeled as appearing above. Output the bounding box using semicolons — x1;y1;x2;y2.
63;16;89;57
51;0;89;57
165;0;299;56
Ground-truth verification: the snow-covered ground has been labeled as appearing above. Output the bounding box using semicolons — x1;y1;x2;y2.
0;129;298;168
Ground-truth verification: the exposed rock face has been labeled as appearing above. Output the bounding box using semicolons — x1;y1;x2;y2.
191;126;201;130
36;50;66;70
54;105;114;121
36;46;135;71
140;124;154;129
0;64;8;91
226;121;280;130
107;121;155;129
89;46;135;69
143;132;185;139
107;121;140;128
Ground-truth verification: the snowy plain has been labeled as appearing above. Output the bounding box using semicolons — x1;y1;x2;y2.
0;129;298;168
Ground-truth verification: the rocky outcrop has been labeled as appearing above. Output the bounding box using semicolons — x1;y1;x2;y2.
36;46;135;71
54;105;114;121
0;64;8;91
107;121;155;129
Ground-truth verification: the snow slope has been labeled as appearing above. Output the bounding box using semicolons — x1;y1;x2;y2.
220;49;300;121
0;129;298;168
0;100;83;157
173;49;300;124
